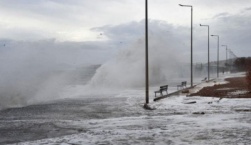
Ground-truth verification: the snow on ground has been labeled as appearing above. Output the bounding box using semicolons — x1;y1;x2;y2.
9;73;251;145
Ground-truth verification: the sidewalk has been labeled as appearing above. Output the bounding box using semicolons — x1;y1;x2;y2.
153;72;248;101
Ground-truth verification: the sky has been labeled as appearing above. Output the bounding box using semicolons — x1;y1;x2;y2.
0;0;251;108
0;0;251;60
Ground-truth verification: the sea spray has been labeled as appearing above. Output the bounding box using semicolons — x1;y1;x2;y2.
87;34;187;89
0;40;107;109
0;20;199;109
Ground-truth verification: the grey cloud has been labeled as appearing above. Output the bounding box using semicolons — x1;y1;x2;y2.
208;8;251;58
92;20;190;47
91;21;145;43
0;0;139;41
244;7;251;11
194;0;250;7
212;12;230;19
0;0;128;23
91;19;219;63
0;0;80;23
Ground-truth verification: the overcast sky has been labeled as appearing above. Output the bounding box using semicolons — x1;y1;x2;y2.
1;0;251;107
0;0;250;59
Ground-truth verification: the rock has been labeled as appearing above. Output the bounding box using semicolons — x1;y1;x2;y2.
184;101;196;104
235;109;251;112
182;90;189;93
192;112;205;115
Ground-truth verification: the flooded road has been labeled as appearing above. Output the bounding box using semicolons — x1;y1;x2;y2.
1;89;251;145
0;96;142;144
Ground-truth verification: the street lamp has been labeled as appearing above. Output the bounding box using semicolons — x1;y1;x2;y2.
145;0;149;105
179;4;193;87
200;24;210;81
221;45;228;72
211;35;220;78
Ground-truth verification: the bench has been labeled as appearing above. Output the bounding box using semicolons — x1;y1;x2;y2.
154;85;168;97
177;81;187;90
201;77;207;82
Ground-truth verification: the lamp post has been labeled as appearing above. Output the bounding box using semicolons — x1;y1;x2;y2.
179;4;193;87
221;45;228;72
145;0;149;105
200;24;210;81
228;49;233;71
211;35;219;78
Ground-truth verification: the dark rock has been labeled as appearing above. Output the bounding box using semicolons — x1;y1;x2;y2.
184;101;196;104
192;112;205;115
